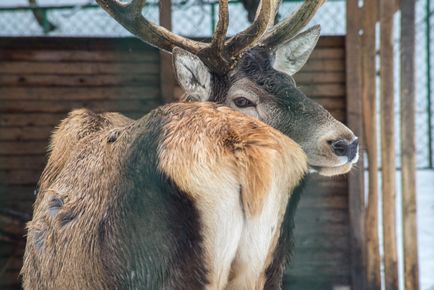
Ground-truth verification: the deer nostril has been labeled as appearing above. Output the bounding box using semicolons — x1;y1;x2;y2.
347;138;359;161
329;140;348;157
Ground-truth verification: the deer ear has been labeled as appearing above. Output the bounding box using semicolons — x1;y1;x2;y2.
172;47;212;101
272;25;320;76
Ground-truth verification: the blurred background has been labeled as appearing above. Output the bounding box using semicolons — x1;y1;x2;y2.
0;0;433;290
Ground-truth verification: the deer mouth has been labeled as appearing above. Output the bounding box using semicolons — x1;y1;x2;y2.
309;162;353;176
308;152;359;176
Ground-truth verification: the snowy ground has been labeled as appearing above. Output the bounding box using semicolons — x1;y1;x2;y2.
374;170;434;290
413;170;434;290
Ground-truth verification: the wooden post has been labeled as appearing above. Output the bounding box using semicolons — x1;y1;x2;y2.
400;0;419;288
361;0;381;289
380;0;399;288
346;1;365;289
159;0;176;103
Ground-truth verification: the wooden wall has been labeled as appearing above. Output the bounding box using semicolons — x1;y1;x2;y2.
0;36;348;290
0;37;162;289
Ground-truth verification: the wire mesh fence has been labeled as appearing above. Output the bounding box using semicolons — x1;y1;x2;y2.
0;0;432;169
0;0;345;36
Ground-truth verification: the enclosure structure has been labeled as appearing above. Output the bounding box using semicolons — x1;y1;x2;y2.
0;0;427;289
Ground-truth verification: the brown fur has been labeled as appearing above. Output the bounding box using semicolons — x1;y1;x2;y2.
22;102;307;290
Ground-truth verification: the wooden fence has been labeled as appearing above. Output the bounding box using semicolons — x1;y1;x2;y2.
0;36;350;290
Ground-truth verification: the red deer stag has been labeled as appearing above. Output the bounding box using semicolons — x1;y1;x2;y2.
94;0;358;176
22;0;359;289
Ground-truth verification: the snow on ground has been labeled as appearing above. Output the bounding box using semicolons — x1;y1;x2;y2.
414;170;434;290
373;170;434;290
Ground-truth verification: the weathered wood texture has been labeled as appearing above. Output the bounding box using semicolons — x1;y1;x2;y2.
346;1;366;290
0;37;163;290
400;0;420;289
0;37;349;290
361;0;381;289
380;0;399;288
159;0;176;103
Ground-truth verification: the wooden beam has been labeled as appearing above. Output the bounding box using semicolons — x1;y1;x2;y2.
159;0;176;103
380;0;399;288
346;1;365;289
400;0;420;288
361;0;381;289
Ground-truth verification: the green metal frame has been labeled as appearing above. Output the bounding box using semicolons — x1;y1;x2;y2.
426;0;433;168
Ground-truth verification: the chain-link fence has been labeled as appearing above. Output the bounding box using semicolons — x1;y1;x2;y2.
0;0;433;168
0;0;345;36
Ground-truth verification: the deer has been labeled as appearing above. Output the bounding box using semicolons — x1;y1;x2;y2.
22;0;359;289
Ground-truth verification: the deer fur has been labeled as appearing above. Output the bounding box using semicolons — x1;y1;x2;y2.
22;102;307;290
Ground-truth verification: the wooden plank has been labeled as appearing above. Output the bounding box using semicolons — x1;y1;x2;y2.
0;74;160;87
346;0;366;289
0;87;160;101
286;263;350;277
293;72;345;84
0;127;53;141
329;110;346;122
295;234;348;249
301;84;345;97
316;36;345;48
0;156;47;169
295;208;348;224
0;141;49;155
298;195;348;209
0;170;42;185
0;49;159;63
0;185;38;202
300;59;345;72
299;174;348;191
0;256;23;272
0;113;66;127
361;0;381;289
310;97;345;110
293;249;350;266
380;0;399;287
0;62;160;75
0;199;33;213
0;100;161;113
0;37;157;51
294;223;349;237
159;0;175;103
309;48;345;60
284;275;350;290
0;36;343;50
400;0;419;288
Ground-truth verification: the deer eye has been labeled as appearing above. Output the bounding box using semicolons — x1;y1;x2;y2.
233;97;255;108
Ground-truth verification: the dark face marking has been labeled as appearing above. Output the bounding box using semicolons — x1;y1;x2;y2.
48;196;64;217
107;130;120;143
58;211;77;226
33;229;45;250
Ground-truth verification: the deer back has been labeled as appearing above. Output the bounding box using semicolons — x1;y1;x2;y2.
22;102;307;290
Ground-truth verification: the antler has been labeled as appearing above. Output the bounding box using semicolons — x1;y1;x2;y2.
96;0;324;74
260;0;325;48
96;0;207;53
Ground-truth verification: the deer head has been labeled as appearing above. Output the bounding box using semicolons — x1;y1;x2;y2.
96;0;359;176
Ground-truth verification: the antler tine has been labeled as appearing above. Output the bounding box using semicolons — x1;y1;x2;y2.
210;0;229;52
266;0;282;30
96;0;207;54
260;0;325;48
225;0;272;58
